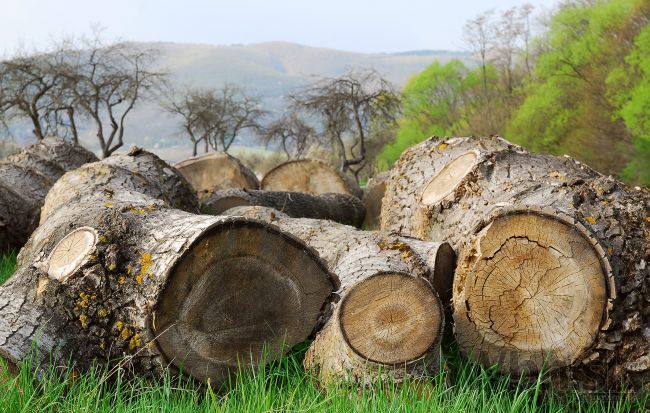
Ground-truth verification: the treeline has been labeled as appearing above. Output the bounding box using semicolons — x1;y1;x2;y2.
381;0;650;186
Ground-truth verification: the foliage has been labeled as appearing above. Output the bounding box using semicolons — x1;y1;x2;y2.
0;253;16;285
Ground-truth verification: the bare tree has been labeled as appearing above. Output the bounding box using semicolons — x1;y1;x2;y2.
164;84;265;155
464;9;495;97
290;69;400;181
260;111;316;159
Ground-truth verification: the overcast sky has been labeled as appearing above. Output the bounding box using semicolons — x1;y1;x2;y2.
1;0;561;55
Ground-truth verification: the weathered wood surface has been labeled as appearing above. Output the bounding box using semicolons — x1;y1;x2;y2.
363;171;390;230
261;159;363;199
0;138;97;253
223;206;455;386
202;189;366;227
381;136;650;390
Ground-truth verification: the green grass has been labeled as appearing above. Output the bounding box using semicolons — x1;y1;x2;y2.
0;252;16;285
0;254;647;412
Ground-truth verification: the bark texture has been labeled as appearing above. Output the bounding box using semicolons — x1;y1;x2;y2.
0;138;97;253
363;171;390;230
175;151;259;201
39;147;199;224
202;189;366;227
222;206;455;387
381;136;650;391
261;159;363;199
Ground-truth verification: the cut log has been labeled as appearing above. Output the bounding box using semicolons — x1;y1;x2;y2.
202;189;366;227
0;138;97;253
39;147;199;224
382;135;650;390
363;171;390;229
261;159;363;199
3;183;333;387
222;206;455;386
175;151;259;201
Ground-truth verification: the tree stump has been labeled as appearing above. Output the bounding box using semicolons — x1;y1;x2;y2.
382;136;650;390
223;206;455;386
0;138;97;253
363;171;390;229
175;151;259;201
202;189;366;227
261;159;363;199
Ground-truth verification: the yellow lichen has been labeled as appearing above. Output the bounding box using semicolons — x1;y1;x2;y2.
104;202;114;207
585;216;597;225
121;328;133;340
118;276;125;285
127;205;146;214
438;143;448;152
79;314;89;328
108;263;116;271
98;308;109;318
126;264;133;275
98;235;108;243
607;246;613;254
378;239;413;259
646;216;650;223
116;321;124;331
139;253;154;280
129;333;141;350
135;274;143;285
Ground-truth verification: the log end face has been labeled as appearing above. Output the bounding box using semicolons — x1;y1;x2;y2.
420;151;477;206
340;273;443;365
154;220;332;384
47;227;97;282
453;212;609;375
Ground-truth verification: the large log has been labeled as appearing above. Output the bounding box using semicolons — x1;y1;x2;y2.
175;151;259;201
363;171;390;230
39;147;199;224
261;159;363;199
202;189;366;227
0;138;97;253
382;136;650;390
223;206;455;386
3;160;333;387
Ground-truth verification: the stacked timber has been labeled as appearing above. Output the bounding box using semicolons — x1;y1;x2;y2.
202;189;366;227
0;138;97;253
261;159;364;199
381;136;650;390
1;149;334;387
175;152;260;201
222;206;455;386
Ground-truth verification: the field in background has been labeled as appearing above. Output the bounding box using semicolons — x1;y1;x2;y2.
0;254;646;413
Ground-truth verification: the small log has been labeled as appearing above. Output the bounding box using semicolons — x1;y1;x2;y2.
381;136;650;390
363;171;390;229
0;138;97;253
202;189;366;227
3;168;333;387
175;151;259;201
39;148;199;224
223;206;455;386
261;159;363;199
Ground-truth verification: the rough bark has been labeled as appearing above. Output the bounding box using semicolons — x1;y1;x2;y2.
222;206;455;387
174;151;259;201
39;147;199;225
382;136;650;391
202;189;366;227
363;171;390;230
261;159;363;199
0;138;97;253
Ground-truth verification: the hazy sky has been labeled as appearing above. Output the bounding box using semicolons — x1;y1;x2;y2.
1;0;561;55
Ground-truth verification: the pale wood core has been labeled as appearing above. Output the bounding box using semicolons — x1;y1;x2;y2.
47;227;97;282
421;152;477;205
154;222;331;383
175;152;257;196
261;160;352;195
340;273;442;365
453;213;608;374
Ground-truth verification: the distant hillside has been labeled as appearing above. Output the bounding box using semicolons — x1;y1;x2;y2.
7;41;472;161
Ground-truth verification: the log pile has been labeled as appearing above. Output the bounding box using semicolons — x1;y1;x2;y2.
381;136;650;390
0;138;97;253
1;149;334;387
221;206;455;386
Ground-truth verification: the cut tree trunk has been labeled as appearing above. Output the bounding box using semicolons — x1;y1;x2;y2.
261;159;363;199
175;151;259;201
202;189;366;227
0;138;97;253
363;171;390;230
222;206;455;387
39;147;199;225
381;136;650;391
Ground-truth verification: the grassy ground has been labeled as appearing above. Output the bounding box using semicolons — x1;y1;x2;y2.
0;254;647;412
